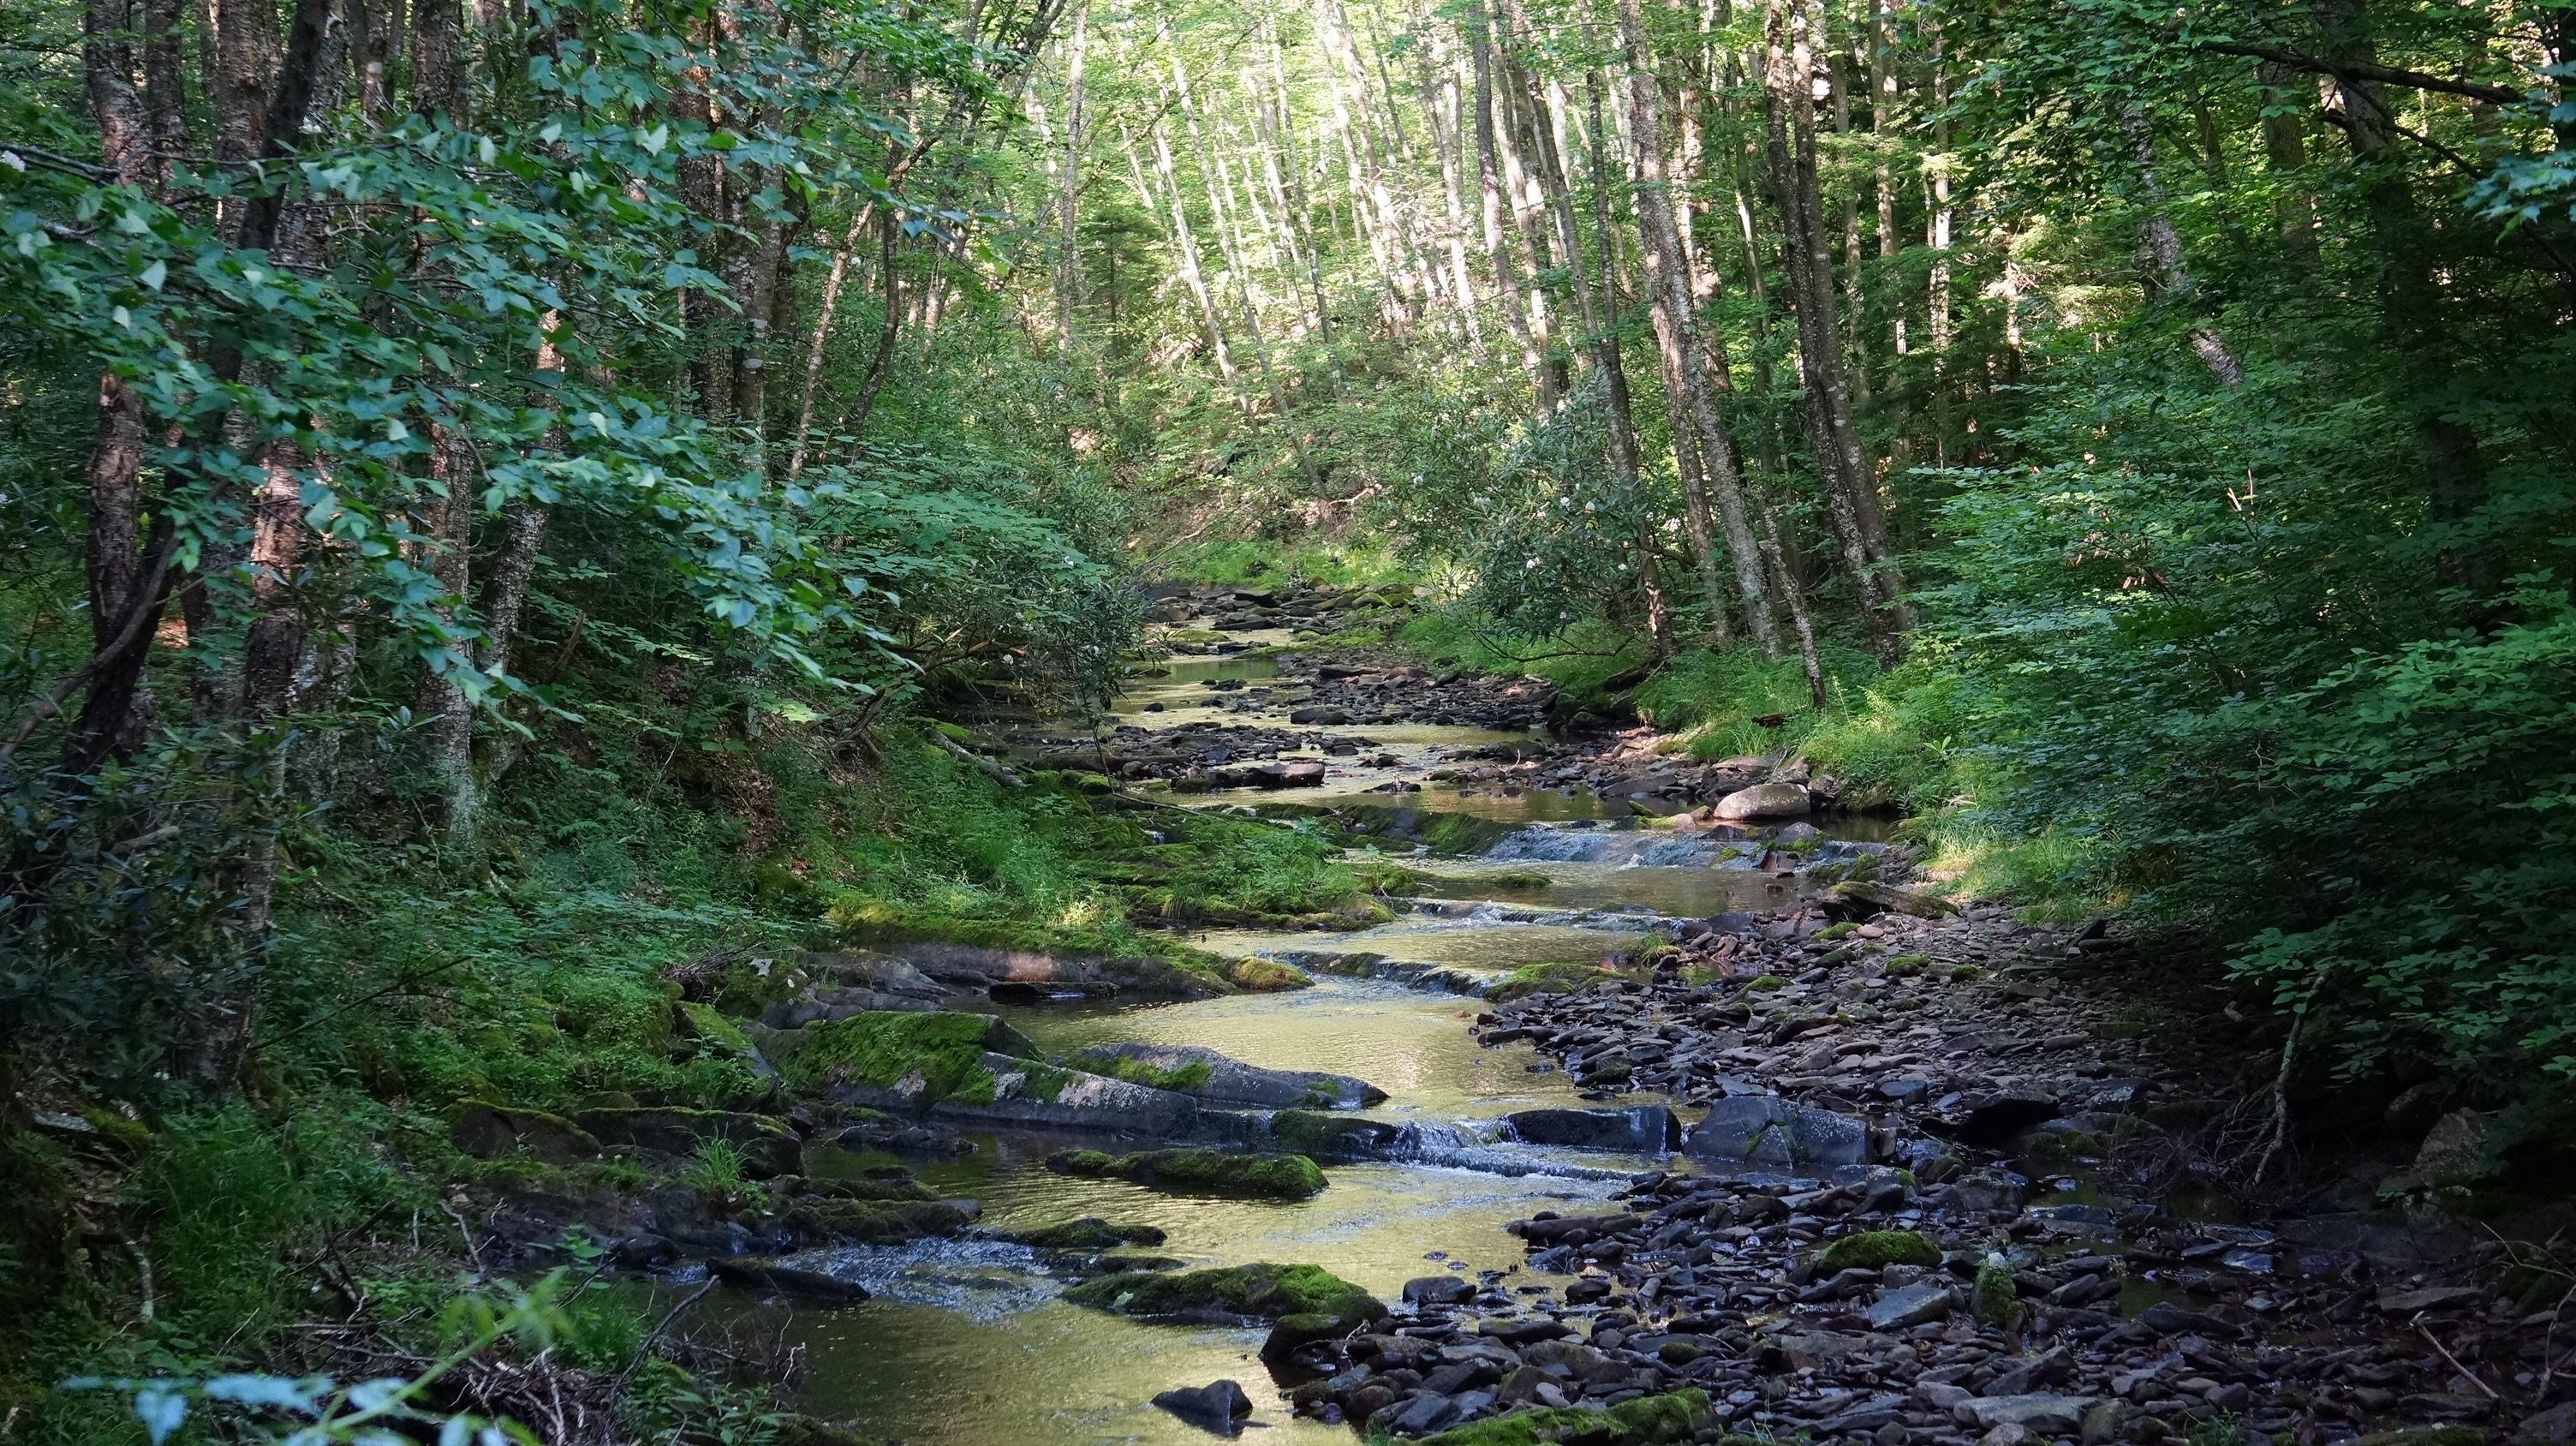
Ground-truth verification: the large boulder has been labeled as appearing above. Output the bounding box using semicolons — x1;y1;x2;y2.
1070;1043;1386;1110
888;941;1221;1000
1503;1106;1679;1153
1683;1096;1871;1170
1712;782;1811;821
1263;1110;1407;1162
926;1056;1203;1138
448;1104;600;1163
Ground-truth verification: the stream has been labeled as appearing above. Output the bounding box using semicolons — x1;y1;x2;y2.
762;634;1885;1444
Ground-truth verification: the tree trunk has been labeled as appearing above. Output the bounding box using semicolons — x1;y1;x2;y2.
2313;0;2492;597
1616;0;1778;654
1053;0;1088;344
2115;99;2243;390
1518;41;1670;654
1141;119;1234;375
1762;0;1906;659
1468;4;1547;399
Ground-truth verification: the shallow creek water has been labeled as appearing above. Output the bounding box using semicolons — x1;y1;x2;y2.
775;641;1887;1444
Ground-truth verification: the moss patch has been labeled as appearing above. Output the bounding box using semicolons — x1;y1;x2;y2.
784;1197;973;1244
1744;974;1789;993
1061;1263;1381;1323
1488;961;1615;1003
1077;1055;1216;1092
770;1011;1037;1105
1815;1230;1941;1273
1225;957;1314;992
1414;1389;1712;1444
1974;1257;2020;1324
1046;1147;1327;1199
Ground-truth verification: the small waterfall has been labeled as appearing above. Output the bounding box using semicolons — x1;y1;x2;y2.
1482;823;1736;869
1383;1120;1637;1180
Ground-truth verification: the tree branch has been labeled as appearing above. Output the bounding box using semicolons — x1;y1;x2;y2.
2197;41;2525;107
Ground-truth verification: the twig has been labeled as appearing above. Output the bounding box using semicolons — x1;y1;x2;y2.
440;1201;486;1273
122;1236;155;1323
930;729;1024;787
613;1280;715;1391
2412;1311;2501;1400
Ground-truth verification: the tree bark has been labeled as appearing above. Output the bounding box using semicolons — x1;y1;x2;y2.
1517;39;1671;654
2115;99;2244;390
1467;4;1547;399
1616;0;1778;654
1762;0;1906;659
1053;0;1088;344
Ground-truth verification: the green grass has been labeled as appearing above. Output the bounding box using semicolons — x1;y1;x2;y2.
769;1011;1038;1103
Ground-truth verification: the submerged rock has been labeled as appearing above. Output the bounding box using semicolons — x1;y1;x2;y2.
1070;1042;1386;1109
709;1258;871;1305
1002;1216;1170;1250
1150;1379;1253;1435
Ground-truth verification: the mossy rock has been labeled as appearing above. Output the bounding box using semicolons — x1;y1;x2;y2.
675;1001;768;1069
448;1103;601;1164
1267;1109;1403;1162
1225;957;1314;992
1005;1216;1170;1249
770;1010;1038;1106
1974;1258;2020;1325
1815;1229;1941;1273
1079;1055;1216;1091
784;1196;973;1245
1414;1388;1712;1444
1489;961;1613;1003
1744;974;1789;993
782;1174;936;1203
1062;1263;1382;1324
573;1107;802;1179
1046;1147;1327;1199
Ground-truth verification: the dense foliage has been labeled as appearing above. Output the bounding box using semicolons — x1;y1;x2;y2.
1;0;2573;1425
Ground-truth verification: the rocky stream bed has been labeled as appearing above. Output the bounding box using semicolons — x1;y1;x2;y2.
444;602;2567;1446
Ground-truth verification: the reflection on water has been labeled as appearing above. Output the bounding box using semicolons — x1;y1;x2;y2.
1410;857;1796;917
1193;918;1647;974
775;642;1911;1441
788;1150;1621;1446
996;977;1574;1118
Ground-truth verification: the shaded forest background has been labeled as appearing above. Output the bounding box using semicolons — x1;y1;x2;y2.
1;0;2573;1428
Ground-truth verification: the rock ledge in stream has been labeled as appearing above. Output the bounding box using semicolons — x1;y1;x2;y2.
1069;1042;1386;1109
1047;1147;1327;1199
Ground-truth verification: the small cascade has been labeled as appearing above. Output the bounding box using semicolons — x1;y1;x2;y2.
778;1237;1058;1321
1482;822;1755;869
1382;1120;1637;1180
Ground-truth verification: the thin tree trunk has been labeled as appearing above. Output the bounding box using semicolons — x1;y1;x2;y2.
1421;26;1484;350
1468;5;1546;398
1141;119;1235;375
1053;0;1088;344
844;207;903;434
2115;99;2243;390
1518;40;1671;654
1616;0;1778;654
1763;0;1905;659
